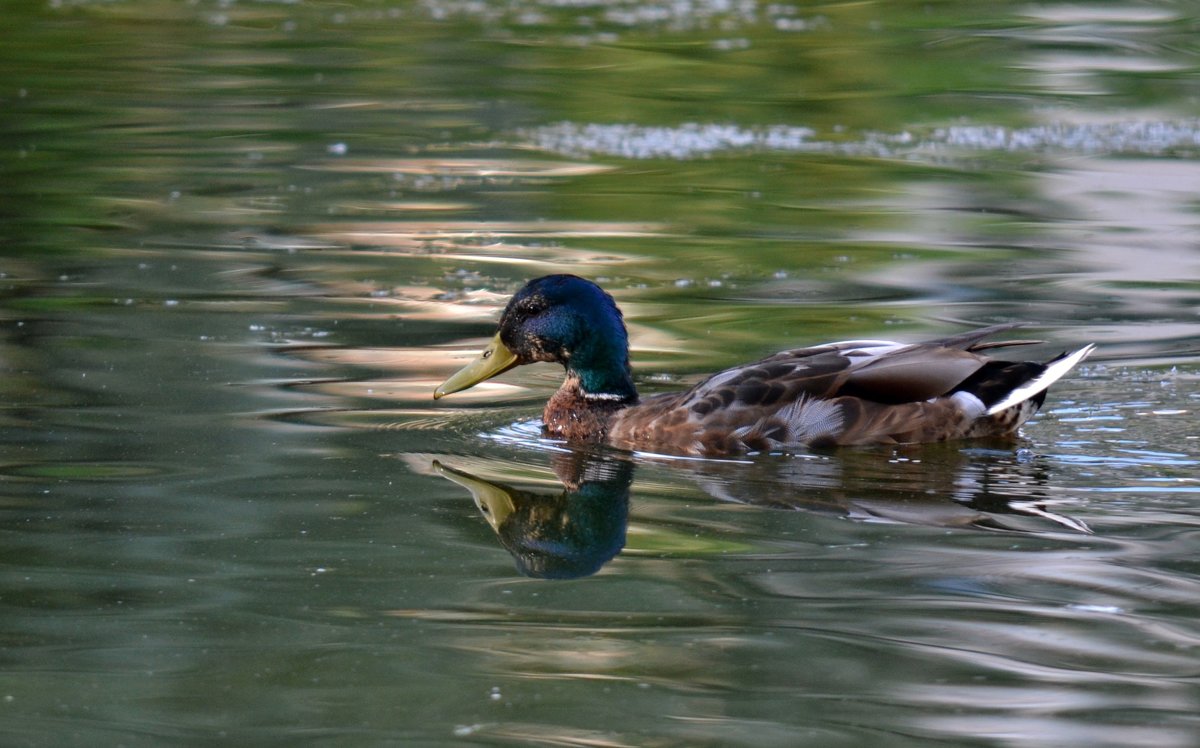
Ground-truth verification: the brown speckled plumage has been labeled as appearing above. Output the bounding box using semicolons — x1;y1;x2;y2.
435;275;1094;457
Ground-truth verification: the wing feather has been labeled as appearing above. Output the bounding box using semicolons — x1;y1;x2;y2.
605;325;1088;456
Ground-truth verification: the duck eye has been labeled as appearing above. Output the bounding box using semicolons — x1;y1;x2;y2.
518;298;546;315
482;349;492;359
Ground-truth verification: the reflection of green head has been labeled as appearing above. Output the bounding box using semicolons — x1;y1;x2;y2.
498;470;630;579
435;458;632;580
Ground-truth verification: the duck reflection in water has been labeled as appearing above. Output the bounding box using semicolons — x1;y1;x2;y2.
433;451;631;580
429;444;1088;580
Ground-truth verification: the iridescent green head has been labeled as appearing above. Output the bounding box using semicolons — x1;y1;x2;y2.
435;275;637;401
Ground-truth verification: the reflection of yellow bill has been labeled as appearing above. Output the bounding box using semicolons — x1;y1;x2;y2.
433;334;519;400
432;460;515;532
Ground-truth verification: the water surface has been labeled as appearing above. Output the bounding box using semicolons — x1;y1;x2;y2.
1;1;1199;746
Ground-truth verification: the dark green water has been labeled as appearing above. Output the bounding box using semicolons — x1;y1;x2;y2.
2;1;1199;746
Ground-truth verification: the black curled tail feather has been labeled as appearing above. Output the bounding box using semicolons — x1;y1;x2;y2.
953;360;1050;411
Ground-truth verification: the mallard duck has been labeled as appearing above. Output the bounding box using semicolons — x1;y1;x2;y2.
434;274;1093;456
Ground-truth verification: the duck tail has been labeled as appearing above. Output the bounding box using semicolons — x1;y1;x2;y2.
983;344;1095;416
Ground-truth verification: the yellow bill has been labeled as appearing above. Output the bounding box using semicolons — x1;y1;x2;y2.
433;333;519;399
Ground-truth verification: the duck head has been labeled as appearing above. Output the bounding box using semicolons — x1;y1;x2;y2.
434;274;637;401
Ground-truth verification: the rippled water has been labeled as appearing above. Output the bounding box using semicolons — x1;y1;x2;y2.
2;1;1199;746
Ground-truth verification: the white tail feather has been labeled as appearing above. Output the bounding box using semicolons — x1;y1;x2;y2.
985;344;1095;416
